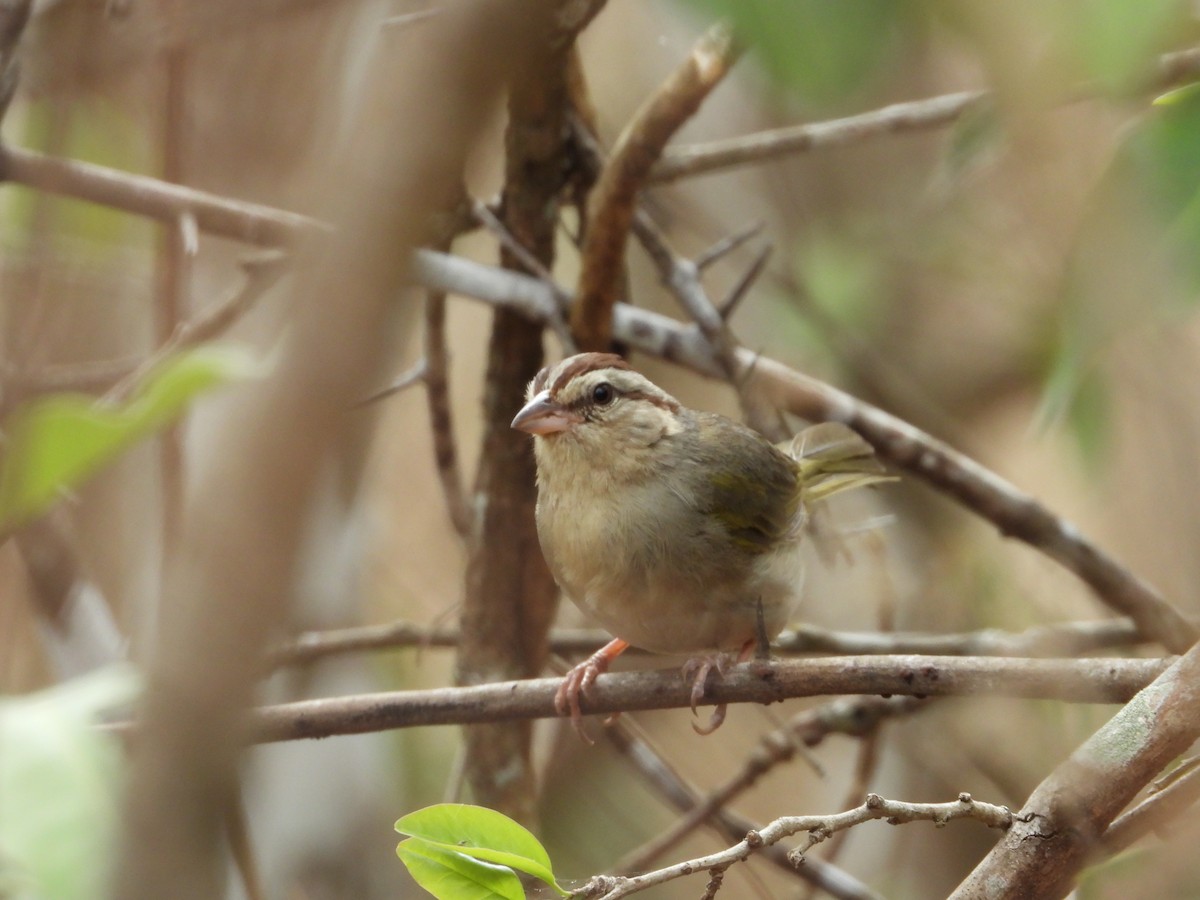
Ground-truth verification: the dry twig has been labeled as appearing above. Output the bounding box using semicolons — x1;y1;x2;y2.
583;793;1012;899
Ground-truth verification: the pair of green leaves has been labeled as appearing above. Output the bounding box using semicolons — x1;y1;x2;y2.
396;804;568;900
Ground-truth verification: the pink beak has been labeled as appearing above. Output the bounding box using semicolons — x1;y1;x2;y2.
511;390;582;435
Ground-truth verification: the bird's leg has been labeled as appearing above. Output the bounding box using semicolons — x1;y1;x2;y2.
556;638;629;742
754;596;771;661
682;639;757;736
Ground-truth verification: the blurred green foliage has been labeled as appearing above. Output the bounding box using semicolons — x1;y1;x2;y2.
0;345;261;531
679;0;909;105
0;666;139;900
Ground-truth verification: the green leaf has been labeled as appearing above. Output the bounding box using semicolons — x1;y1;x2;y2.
680;0;904;103
396;839;524;900
0;666;140;900
395;804;567;896
0;344;261;530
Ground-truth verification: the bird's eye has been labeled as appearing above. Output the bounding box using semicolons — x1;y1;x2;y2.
592;382;615;405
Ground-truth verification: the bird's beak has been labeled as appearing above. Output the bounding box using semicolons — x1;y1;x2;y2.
511;390;582;435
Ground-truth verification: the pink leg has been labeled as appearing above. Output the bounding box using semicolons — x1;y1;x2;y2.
556;638;629;743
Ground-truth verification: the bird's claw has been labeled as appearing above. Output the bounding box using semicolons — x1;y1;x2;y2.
681;654;733;735
555;647;618;744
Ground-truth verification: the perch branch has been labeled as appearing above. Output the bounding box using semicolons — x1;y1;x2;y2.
243;655;1168;742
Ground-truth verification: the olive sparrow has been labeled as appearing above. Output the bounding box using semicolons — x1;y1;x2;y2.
511;352;891;737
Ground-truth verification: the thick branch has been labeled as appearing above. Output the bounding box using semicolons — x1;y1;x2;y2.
950;641;1200;898
248;656;1168;742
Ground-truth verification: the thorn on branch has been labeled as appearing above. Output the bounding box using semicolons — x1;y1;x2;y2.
719;242;772;321
355;359;429;407
695;220;765;271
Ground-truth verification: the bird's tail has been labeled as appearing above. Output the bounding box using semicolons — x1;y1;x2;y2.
786;422;895;505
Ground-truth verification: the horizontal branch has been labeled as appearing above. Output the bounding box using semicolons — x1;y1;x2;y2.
269;617;1145;667
651;90;985;183
650;46;1200;183
247;656;1169;742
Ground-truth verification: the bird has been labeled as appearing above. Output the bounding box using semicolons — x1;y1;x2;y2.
511;352;892;737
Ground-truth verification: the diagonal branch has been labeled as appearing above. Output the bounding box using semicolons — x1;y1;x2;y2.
410;249;1197;653
571;21;738;349
950;640;1200;898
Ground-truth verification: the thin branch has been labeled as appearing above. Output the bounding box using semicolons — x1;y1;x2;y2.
649;45;1200;184
409;248;1197;653
423;272;475;537
1099;760;1200;857
572;22;739;349
582;793;1012;900
1;250;289;401
652;90;987;184
267;617;1147;668
0;144;320;246
694;220;765;271
356;359;428;407
604;716;881;900
616;695;925;873
775;619;1146;657
105;251;290;402
718;242;772;320
240;655;1168;742
471;198;576;352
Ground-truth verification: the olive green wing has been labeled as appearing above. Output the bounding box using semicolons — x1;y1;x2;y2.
691;415;802;553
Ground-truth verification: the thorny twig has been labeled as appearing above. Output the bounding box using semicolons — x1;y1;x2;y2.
603;716;882;900
616;695;925;873
582;793;1012;900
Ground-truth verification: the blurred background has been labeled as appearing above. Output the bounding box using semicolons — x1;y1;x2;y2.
2;0;1200;898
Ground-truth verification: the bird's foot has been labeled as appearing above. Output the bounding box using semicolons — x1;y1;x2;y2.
682;639;759;736
556;638;629;744
681;653;734;735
